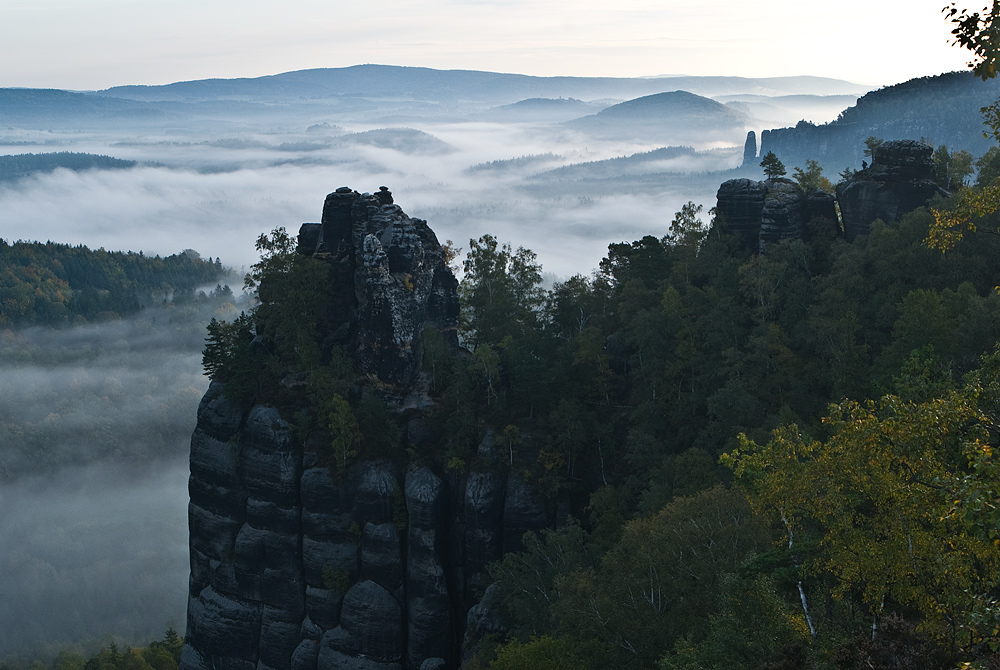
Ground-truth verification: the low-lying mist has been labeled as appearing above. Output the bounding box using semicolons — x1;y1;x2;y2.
0;118;735;279
0;458;189;661
0;79;858;660
0;307;216;660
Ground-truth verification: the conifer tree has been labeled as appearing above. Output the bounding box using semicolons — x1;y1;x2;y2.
759;151;786;180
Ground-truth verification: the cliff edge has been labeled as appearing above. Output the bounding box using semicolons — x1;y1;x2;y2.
181;189;549;670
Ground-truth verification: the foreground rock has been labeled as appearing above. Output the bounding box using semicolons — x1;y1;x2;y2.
182;189;550;670
837;139;949;241
715;178;836;251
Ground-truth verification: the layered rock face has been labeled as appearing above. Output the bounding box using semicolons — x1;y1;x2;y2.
716;178;836;250
297;187;460;396
719;139;943;249
741;131;757;168
182;189;549;670
836;139;949;241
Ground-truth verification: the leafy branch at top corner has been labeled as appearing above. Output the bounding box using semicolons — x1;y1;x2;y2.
944;1;1000;80
929;4;1000;252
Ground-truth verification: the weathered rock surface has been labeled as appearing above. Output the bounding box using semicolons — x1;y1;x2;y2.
183;189;552;670
719;139;949;249
406;468;452;669
298;187;460;396
837;139;949;241
715;178;768;245
742;130;757;167
716;178;839;250
759;178;805;246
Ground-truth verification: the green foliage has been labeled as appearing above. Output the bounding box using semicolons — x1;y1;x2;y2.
460;233;544;346
668;202;708;285
668;202;706;248
202;312;254;379
975;146;1000;186
555;487;772;668
724;353;1000;656
22;628;187;670
863;135;884;159
320;394;360;471
471;184;1000;668
488;636;583;670
934;144;975;190
0;239;225;328
322;566;352;593
249;227;335;371
792;159;833;192
944;2;1000;79
0;153;136;182
490;522;595;640
759;151;786;180
659;574;810;670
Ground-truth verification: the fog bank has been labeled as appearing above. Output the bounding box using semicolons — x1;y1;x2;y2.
0;458;190;661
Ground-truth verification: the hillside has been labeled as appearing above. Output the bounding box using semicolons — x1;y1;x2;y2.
0;89;168;127
0;152;137;181
758;71;1000;172
183;182;1000;670
476;97;609;123
0;240;224;327
564;90;749;143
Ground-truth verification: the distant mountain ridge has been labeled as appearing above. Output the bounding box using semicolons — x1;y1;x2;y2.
92;64;865;105
0;89;168;126
476;97;608;122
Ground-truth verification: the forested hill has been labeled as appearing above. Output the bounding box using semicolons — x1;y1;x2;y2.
0;152;137;181
759;71;1000;172
0;240;224;327
196;182;1000;668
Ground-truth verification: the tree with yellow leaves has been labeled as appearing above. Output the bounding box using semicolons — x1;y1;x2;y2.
930;3;1000;250
723;350;1000;660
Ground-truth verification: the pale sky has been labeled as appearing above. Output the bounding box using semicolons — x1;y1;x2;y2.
1;0;976;90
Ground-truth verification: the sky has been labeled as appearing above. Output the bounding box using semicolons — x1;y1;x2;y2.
2;0;976;90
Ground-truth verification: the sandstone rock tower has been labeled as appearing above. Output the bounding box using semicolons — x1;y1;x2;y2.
181;189;549;670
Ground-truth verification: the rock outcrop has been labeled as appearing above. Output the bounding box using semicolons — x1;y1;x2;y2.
836;139;949;241
715;178;837;250
297;187;460;396
182;189;550;670
742;130;757;168
715;178;768;247
718;139;943;249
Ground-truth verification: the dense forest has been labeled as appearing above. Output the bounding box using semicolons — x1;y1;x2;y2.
0;628;184;670
0;153;138;182
0;240;224;327
0;241;241;480
199;162;1000;668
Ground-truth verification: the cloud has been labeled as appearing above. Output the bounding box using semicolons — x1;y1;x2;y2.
0;96;746;657
0;116;734;278
0;458;189;659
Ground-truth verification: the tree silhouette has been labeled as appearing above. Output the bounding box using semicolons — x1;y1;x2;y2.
759;151;786;180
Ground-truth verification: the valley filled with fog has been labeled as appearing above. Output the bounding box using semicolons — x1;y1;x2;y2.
0;67;868;660
0;68;866;279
